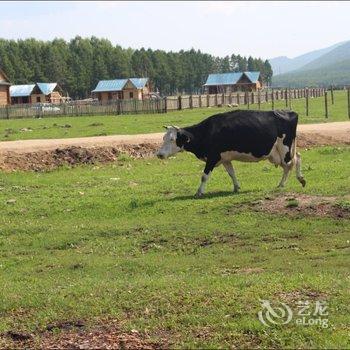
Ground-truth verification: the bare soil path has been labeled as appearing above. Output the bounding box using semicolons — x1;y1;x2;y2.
0;121;349;155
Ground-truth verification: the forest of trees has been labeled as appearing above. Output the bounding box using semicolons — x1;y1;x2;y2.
0;36;273;99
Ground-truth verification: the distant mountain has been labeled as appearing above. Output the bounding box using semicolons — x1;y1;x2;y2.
269;41;346;75
271;40;350;87
297;41;350;71
272;58;350;88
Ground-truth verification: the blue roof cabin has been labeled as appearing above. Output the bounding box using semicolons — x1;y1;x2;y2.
10;82;64;105
204;71;262;94
91;78;151;102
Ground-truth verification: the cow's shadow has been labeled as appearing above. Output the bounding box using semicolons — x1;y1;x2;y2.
170;189;256;201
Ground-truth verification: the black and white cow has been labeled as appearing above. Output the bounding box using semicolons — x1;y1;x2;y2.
156;110;306;197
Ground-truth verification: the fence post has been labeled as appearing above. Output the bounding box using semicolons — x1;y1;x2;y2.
199;95;202;108
288;89;292;109
237;92;240;105
330;85;334;105
247;91;250;109
222;92;225;106
164;96;168;113
266;90;269;103
178;95;182;110
271;88;275;110
258;90;261;110
189;94;193;109
6;105;9;119
229;92;233;105
285;89;288;107
207;94;210;107
324;90;328;119
251;92;255;105
347;87;350;119
215;94;218;106
306;88;309;116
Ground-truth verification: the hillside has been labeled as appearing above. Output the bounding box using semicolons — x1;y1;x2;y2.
272;58;350;87
298;40;350;71
269;41;345;75
272;40;350;87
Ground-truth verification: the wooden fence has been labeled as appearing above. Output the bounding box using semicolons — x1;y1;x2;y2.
164;88;325;111
0;88;326;120
0;98;166;120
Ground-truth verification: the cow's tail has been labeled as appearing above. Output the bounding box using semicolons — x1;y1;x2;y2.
286;112;298;166
292;114;306;187
289;112;306;187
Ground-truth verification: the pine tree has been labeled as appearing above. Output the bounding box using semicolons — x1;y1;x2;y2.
0;36;273;98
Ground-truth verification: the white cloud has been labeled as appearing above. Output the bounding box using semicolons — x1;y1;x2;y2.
198;1;253;16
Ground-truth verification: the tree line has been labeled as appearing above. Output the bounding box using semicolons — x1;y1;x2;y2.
0;36;273;99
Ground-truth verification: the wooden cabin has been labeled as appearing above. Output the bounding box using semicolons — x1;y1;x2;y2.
0;68;11;106
92;78;151;102
204;71;263;93
36;83;64;104
10;82;64;105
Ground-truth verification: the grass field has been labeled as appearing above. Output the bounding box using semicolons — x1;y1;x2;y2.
1;145;349;347
0;91;349;142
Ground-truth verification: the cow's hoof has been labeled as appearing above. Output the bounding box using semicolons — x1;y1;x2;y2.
300;178;306;187
194;191;204;198
233;186;240;193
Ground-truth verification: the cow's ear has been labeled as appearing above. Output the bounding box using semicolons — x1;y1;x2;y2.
176;131;190;147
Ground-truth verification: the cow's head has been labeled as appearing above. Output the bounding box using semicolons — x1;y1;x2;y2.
156;125;191;159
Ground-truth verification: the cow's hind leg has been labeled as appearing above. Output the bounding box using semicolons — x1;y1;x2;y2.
295;152;306;187
223;162;240;193
278;163;292;188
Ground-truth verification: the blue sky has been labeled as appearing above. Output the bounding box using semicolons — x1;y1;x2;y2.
1;1;349;59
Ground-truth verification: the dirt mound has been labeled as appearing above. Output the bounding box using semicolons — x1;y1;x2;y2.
297;132;350;149
0;143;158;172
251;193;350;219
1;322;165;349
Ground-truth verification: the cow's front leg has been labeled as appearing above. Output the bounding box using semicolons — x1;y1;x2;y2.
195;157;219;198
223;162;240;193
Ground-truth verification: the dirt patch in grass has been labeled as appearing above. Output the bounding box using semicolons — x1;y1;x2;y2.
0;144;158;172
276;288;329;306
0;320;166;349
251;193;350;219
297;132;350;148
140;232;242;254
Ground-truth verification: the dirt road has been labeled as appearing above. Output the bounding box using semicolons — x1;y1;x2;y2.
0;121;349;154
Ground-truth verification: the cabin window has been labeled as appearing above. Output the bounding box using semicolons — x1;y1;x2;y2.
118;91;123;99
36;96;41;103
129;92;134;99
108;92;112;100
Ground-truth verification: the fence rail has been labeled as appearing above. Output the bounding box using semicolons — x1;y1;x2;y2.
0;88;327;120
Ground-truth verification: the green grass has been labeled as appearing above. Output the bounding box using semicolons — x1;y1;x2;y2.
0;146;349;347
0;91;349;142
